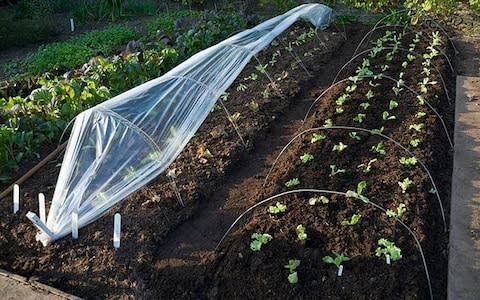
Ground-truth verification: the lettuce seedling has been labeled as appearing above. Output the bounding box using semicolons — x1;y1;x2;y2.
346;181;369;203
300;153;314;163
407;53;415;61
366;90;374;99
410;139;421;147
323;119;333;128
371;142;386;155
336;107;344;114
332;142;348;152
360;102;370;110
382;111;396;120
398;177;413;193
341;214;362;226
371;126;385;135
349;132;361;140
399;156;417;166
353;113;366;123
357;158;377;173
250;233;273;251
247;100;259;112
329;165;346;177
236;83;248;92
268;202;287;214
386;203;406;218
311;133;326;143
308;196;329;205
284;259;300;284
323;251;350;268
375;238;402;261
389;100;398;110
285;178;300;188
416;111;426;119
409;123;424;132
296;224;307;241
336;94;349;106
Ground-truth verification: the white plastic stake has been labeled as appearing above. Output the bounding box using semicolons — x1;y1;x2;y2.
13;184;19;214
71;211;78;239
337;265;344;277
386;254;391;265
38;193;46;223
113;213;121;249
70;18;75;32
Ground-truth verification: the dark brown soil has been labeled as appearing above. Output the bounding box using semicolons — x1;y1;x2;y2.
0;22;455;299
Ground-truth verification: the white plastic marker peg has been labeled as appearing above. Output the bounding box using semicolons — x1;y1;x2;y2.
71;211;78;239
70;18;75;32
113;213;121;249
386;254;391;265
13;184;19;214
38;193;46;223
337;265;344;277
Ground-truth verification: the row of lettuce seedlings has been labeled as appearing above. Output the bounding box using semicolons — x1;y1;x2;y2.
216;24;451;300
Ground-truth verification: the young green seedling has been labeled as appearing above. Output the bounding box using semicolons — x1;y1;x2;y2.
410;138;421;147
382;111;396;120
360;102;370;110
375;238;402;264
346;181;369;203
366;90;374;100
329;165;346;177
357;158;377;173
308;196;329;205
416;111;426;119
300;153;314;163
336;94;349;106
389;100;398;110
250;233;272;251
409;123;424;132
349;132;361;140
336;107;344;114
296;224;307;241
323;251;350;276
371;142;386;155
255;63;267;74
398;177;413;193
332;142;348;152
311;133;326;143
236;83;247;92
285;178;300;188
386;203;406;218
323;119;333;128
268;202;287;214
353;113;366;123
341;214;362;226
399;156;417;166
284;259;301;284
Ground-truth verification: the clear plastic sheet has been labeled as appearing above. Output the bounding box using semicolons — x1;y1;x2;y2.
31;4;332;246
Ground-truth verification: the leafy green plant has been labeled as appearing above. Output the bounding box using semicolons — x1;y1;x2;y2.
346;181;369;202
349;132;361;140
268;202;287;214
284;259;300;284
323;251;350;268
389;100;398;110
366;89;374;99
409;123;424;132
371;142;386;155
410;138;421;147
375;238;402;261
300;153;314;163
341;214;362;226
332;142;348;152
382;111;396;120
360;102;370;110
308;196;329;205
398;177;413;193
357;158;377;173
323;119;333;128
386;203;406;218
236;83;248;92
296;224;307;241
285;178;300;188
336;94;349;106
255;64;268;74
311;133;326;143
250;233;273;251
330;165;346;177
416;111;426;119
353;113;366;123
399;156;417;166
247;100;259;112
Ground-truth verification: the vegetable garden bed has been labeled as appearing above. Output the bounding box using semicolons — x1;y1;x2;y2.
0;19;454;299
